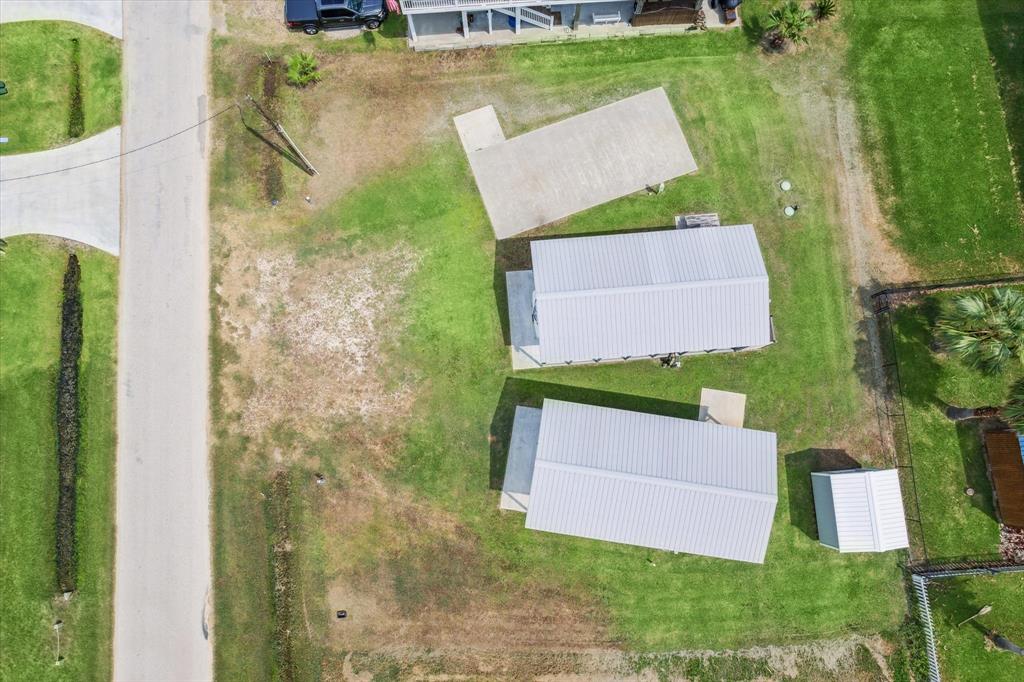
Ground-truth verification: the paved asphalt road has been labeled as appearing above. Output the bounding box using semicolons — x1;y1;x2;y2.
113;3;213;680
0;127;122;254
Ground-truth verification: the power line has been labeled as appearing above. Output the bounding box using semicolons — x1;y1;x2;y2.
0;104;237;183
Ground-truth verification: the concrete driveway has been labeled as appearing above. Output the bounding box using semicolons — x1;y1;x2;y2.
0;0;123;37
0;127;121;255
455;88;698;239
113;2;212;680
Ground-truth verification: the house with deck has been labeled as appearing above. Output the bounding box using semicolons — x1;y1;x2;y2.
399;0;742;50
504;223;775;369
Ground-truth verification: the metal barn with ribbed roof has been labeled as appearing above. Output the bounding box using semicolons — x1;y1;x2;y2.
501;399;779;563
505;225;774;369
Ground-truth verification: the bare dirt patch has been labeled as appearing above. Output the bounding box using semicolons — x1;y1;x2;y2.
217;242;420;436
322;633;895;681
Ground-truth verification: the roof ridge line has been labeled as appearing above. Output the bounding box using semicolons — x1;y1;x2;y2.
535;459;777;502
534;274;769;300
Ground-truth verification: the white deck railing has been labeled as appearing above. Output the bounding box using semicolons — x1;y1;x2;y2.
402;0;552;13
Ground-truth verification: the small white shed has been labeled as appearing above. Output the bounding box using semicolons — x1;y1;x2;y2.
811;468;909;553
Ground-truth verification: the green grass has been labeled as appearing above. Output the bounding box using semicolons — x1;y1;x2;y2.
890;291;1023;561
0;21;121;154
0;237;118;681
210;31;907;675
931;573;1024;681
845;1;1024;277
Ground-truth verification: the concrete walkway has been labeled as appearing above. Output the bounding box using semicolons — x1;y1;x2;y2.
0;127;121;255
0;0;123;38
113;2;212;680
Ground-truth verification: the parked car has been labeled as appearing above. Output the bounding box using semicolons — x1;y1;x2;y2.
285;0;387;34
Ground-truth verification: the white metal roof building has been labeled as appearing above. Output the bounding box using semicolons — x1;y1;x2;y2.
502;399;779;563
505;225;773;368
811;469;910;553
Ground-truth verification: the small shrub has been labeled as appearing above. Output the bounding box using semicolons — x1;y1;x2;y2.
286;53;321;88
56;253;83;593
764;0;814;49
67;38;85;138
814;0;837;21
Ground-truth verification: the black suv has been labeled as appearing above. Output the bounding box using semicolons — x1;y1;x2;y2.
285;0;388;34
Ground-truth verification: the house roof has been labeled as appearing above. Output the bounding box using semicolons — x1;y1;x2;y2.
530;226;772;363
814;469;909;552
523;399;778;563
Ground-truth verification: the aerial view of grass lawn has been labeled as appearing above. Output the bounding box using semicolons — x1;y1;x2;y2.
846;0;1024;278
0;21;121;155
930;573;1024;680
889;290;1023;561
206;4;917;679
0;237;118;681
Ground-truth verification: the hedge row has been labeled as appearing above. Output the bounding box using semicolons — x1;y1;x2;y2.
56;253;82;593
269;471;295;681
67;38;84;139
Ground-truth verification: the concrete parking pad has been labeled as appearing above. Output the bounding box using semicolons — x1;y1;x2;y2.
0;127;121;255
455;88;698;239
698;388;747;428
453;105;505;154
500;406;543;512
0;0;123;38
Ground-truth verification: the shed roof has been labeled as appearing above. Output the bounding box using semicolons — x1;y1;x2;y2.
524;400;778;563
530;226;772;363
813;469;909;552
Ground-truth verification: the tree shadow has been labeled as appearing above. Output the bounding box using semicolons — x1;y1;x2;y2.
784;448;861;542
976;0;1024;199
488;376;698;491
957;420;998;522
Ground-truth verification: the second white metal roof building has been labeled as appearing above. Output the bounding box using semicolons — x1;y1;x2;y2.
503;399;779;563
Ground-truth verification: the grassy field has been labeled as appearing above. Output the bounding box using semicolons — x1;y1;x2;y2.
209;16;908;679
0;21;121;154
931;573;1024;681
890;291;1023;561
0;237;118;681
845;0;1024;278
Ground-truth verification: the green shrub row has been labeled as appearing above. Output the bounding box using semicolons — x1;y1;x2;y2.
56;253;83;593
67;38;84;138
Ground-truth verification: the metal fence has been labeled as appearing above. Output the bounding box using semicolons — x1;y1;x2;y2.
910;564;1024;682
871;275;1024;681
869;273;1024;566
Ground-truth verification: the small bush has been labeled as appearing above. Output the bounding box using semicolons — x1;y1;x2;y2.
67;38;84;138
814;0;837;21
286;52;321;88
56;253;83;593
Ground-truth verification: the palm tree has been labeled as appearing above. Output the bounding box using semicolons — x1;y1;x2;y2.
764;1;814;49
936;287;1024;375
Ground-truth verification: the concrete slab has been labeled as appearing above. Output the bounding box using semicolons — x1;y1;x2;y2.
500;406;543;512
456;87;698;239
0;0;123;38
505;270;543;370
0;126;121;255
453;105;505;154
698;388;747;428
